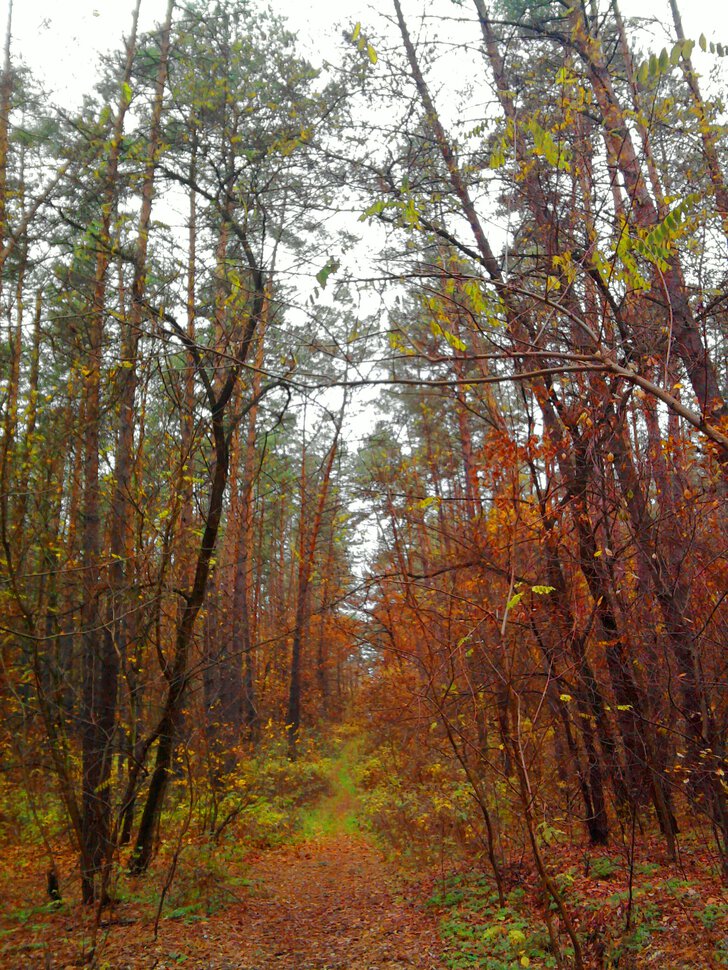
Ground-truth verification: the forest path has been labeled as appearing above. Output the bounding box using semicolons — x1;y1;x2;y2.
212;743;444;969
299;740;363;839
2;745;447;969
140;744;446;969
223;832;445;969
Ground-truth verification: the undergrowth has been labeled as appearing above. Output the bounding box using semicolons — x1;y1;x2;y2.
0;728;334;926
2;726;727;970
353;744;480;863
429;871;556;969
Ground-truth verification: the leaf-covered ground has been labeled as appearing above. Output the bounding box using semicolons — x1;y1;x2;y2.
1;744;727;968
0;748;446;968
430;839;728;969
0;836;445;969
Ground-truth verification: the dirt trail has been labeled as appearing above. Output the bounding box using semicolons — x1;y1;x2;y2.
209;833;445;969
86;750;445;969
200;747;445;969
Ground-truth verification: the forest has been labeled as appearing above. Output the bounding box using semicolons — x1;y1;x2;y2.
0;0;726;966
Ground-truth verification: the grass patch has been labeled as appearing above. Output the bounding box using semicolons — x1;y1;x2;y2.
588;856;619;880
299;740;363;839
429;872;556;969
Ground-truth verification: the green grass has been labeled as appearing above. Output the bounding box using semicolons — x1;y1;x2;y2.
428;872;556;969
299;740;363;840
589;856;619;880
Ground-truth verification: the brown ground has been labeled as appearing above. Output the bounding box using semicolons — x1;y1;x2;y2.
3;751;727;969
3;825;728;968
0;834;446;969
199;836;444;970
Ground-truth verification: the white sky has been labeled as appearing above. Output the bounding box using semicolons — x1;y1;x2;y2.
4;0;365;102
2;0;726;109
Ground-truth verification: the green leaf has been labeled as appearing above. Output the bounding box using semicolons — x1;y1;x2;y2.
359;199;386;222
531;584;555;595
121;81;133;104
699;33;707;52
352;21;361;41
506;591;524;611
315;257;340;289
403;197;419;227
367;44;378;65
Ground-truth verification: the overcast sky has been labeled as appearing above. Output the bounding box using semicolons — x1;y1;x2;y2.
4;0;363;103
2;0;726;109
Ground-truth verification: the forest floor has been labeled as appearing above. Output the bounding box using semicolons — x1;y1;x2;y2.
1;744;728;968
0;747;445;969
